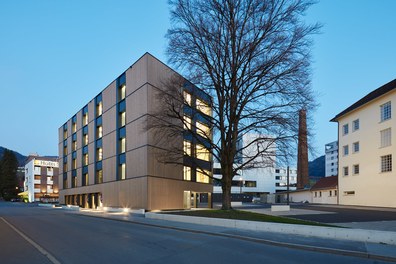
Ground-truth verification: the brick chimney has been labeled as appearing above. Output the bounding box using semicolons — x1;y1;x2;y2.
297;109;309;189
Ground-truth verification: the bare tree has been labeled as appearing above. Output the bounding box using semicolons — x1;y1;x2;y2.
153;0;319;210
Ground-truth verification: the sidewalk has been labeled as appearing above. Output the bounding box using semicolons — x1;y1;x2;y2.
65;208;396;263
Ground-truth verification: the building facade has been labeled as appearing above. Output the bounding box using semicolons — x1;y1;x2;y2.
274;167;297;192
59;53;212;211
325;141;338;176
331;79;396;207
24;156;59;203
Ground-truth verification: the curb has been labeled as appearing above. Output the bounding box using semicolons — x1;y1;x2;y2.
145;212;396;246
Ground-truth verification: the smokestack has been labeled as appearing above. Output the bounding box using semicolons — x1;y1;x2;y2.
297;109;309;189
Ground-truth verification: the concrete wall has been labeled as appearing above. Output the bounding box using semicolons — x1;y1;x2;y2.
312;188;338;204
337;89;396;207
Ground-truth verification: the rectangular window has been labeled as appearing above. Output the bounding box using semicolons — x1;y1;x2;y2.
184;91;192;106
83;154;88;166
119;138;126;153
353;164;359;175
84;134;89;146
183;141;191;156
196;121;210;138
329;190;332;197
196;169;210;183
342;124;349;135
380;101;391;121
183;166;191;181
71;176;77;188
72;140;77;152
381;154;392;172
352;119;359;131
72;159;77;170
72;116;77;133
314;192;317;197
97;148;103;161
196;144;210;161
343;166;349;176
82;173;89;186
183;116;191;130
196;98;211;116
63;125;68;140
119;111;126;127
96;101;103;117
96;170;103;184
119;84;126;101
96;125;103;138
119;163;126;180
380;128;391;148
344;191;355;195
353;142;359;153
343;145;349;156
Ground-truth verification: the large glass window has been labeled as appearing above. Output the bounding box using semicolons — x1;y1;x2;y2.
196;98;211;116
183;141;191;156
196;121;210;138
381;154;392;172
183;116;191;130
196;144;210;161
380;128;391;148
381;101;391;122
183;166;191;181
196;168;210;183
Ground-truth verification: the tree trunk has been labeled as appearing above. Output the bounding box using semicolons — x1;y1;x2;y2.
221;167;233;210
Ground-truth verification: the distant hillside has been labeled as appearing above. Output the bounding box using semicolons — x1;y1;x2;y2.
0;146;27;166
309;155;325;177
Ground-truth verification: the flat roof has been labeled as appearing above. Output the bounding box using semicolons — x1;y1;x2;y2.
331;78;396;122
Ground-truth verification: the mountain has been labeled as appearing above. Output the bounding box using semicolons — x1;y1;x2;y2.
0;146;27;166
309;155;325;177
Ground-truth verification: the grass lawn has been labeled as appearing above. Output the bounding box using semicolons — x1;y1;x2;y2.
167;209;338;227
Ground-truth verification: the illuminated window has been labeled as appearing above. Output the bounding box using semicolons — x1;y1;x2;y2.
119;111;126;127
95;170;103;184
72;159;77;170
96;126;103;138
183;141;191;156
84;134;89;145
183;166;191;181
381;154;392;172
196;169;210;183
119;163;126;180
196;144;210;161
196;121;210;138
196;98;211;116
72;116;77;133
119;138;126;153
184;91;191;105
96;101;103;117
83;154;88;166
83;114;88;125
119;85;126;101
183;116;191;130
97;148;103;161
72;140;77;151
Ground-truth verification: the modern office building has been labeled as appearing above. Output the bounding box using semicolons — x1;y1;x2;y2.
274;167;297;192
59;53;212;211
325;141;338;176
331;78;396;207
24;155;59;203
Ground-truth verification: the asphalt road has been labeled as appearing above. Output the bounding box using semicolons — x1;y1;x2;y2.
0;202;392;264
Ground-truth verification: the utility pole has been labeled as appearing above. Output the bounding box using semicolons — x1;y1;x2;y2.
287;166;290;205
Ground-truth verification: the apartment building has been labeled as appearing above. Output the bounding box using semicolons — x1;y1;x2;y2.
274;167;297;192
24;155;59;203
325;141;338;176
59;53;212;211
331;79;396;207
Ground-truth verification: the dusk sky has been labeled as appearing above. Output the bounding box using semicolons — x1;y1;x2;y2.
1;0;396;161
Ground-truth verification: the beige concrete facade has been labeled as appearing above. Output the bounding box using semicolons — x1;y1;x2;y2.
333;82;396;208
59;53;212;211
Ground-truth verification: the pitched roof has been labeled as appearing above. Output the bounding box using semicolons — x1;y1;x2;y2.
311;176;338;190
331;79;396;122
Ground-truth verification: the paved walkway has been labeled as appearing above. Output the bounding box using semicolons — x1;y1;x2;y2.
59;207;396;263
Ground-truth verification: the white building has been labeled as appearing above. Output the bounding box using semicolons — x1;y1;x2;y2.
331;78;396;208
274;167;297;192
325;141;338;176
24;156;59;203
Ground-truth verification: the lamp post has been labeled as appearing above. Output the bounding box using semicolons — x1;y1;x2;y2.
239;176;243;194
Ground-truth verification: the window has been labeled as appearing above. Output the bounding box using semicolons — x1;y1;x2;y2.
196;98;211;116
63;174;68;189
71;176;77;188
82;173;88;186
275;169;280;173
97;147;103;161
183;166;191;181
196;121;210;138
381;154;392;172
380;101;391;121
96;101;103;117
353;142;359;153
95;170;103;184
119;138;126;153
184;91;191;106
119;84;126;101
196;169;210;183
342;124;349;135
352;119;359;131
72;115;77;133
119;111;126;127
245;181;257;187
343;145;349;156
335;190;337;196
83;106;89;125
96;125;103;138
63;124;68;140
183;141;191;156
380;128;391;148
314;192;317;197
343;166;349;176
329;190;332;197
119;163;126;180
83;154;88;166
84;134;89;145
353;164;359;175
72;158;77;170
319;191;322;197
344;191;355;195
183;116;191;130
196;144;210;161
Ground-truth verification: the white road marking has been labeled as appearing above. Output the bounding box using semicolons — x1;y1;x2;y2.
0;217;61;264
